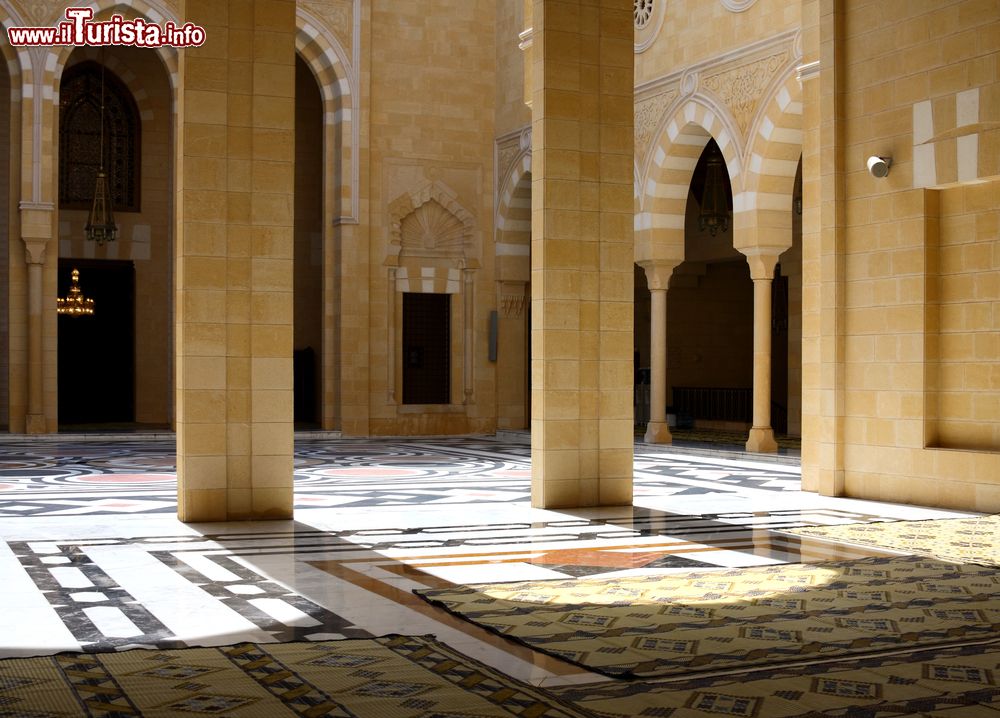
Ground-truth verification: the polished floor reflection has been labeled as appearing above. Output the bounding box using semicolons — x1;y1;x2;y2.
0;436;974;689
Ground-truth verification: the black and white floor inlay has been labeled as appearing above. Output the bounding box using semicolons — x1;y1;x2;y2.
0;437;801;516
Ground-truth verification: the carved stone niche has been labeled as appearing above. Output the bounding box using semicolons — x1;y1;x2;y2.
388;180;476;263
384;180;481;407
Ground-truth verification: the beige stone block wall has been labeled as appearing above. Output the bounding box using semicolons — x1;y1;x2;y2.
58;48;173;427
801;0;1000;511
496;0;532;137
799;0;821;490
365;0;498;436
634;0;800;86
933;179;1000;450
176;0;295;521
530;0;634;508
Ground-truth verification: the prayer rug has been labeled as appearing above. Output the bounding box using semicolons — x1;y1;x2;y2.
415;555;1000;680
550;639;1000;717
0;634;591;717
787;514;1000;567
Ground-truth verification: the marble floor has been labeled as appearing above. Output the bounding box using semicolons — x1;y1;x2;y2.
0;436;975;690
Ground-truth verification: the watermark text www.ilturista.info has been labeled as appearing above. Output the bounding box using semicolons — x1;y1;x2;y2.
7;7;206;48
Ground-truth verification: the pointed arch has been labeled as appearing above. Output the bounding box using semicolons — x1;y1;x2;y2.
496;148;531;283
47;3;180;95
296;6;358;225
742;67;804;211
636;95;742;265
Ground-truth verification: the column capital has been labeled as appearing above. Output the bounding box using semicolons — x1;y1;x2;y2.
22;239;48;265
19;202;54;264
637;259;681;291
740;248;783;280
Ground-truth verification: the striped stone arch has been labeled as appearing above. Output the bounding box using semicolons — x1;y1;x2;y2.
741;66;804;218
636;95;743;263
56;47;161;125
46;2;180;94
296;6;358;224
495;148;531;282
0;5;28;92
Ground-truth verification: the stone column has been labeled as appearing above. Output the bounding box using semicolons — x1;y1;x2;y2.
176;0;296;521
20;204;53;434
744;251;780;453
530;0;634;508
640;261;678;444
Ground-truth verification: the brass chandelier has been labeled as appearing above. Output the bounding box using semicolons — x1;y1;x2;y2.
86;61;117;244
698;142;731;237
57;268;95;317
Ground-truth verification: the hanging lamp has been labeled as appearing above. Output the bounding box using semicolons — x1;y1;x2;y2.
57;268;96;317
698;143;731;237
85;60;117;243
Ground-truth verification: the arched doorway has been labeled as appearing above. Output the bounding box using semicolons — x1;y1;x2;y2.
667;138;754;433
56;49;173;430
293;54;324;428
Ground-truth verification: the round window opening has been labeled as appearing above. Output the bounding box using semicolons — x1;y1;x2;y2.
634;0;653;29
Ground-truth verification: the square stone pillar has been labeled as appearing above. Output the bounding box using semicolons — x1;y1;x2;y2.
530;0;634;508
176;0;295;521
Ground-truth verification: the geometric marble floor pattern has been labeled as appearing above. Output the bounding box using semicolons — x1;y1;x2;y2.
0;437;807;517
0;436;991;715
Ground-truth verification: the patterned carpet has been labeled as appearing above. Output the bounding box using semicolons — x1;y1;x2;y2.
416;556;1000;680
0;635;588;717
787;514;1000;567
551;640;1000;717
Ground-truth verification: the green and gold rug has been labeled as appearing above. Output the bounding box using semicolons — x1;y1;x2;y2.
786;514;1000;567
0;635;590;717
415;556;1000;680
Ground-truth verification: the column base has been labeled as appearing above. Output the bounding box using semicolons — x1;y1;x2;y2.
26;415;47;434
644;421;673;444
745;427;778;453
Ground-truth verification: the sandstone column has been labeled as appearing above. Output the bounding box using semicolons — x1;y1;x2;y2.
530;0;634;508
20;206;52;434
640;261;677;444
176;0;296;521
744;251;780;453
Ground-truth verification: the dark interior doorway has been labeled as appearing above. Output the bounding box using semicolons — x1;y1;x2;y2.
58;258;135;426
771;265;789;434
403;292;450;405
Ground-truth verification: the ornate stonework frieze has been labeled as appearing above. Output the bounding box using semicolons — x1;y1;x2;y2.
495;128;527;195
19;1;58;26
301;0;352;54
720;0;758;11
501;293;528;319
701;50;788;136
634;89;678;160
634;0;654;29
634;0;665;53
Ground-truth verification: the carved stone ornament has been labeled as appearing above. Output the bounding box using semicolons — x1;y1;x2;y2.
634;0;665;53
680;70;699;97
701;51;787;136
501;293;528;319
389;181;475;259
634;90;678;161
301;0;353;54
720;0;758;11
634;0;654;29
519;126;532;152
20;2;57;26
496;131;526;196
